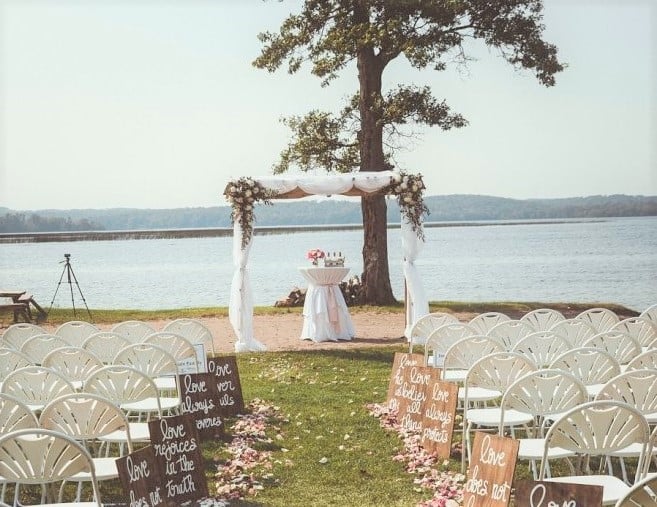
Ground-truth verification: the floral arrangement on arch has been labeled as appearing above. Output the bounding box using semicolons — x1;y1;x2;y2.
224;177;277;249
386;171;429;240
306;248;325;266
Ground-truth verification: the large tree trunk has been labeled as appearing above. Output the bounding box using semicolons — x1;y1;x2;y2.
361;194;396;304
356;15;397;305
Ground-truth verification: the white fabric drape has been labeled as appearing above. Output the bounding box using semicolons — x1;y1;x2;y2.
227;170;429;350
257;171;395;197
229;220;267;352
401;218;429;338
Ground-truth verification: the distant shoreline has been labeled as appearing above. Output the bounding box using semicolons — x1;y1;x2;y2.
0;218;608;244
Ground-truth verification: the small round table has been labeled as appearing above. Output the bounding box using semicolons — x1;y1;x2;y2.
298;266;355;342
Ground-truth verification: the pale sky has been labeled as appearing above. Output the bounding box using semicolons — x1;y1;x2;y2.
0;0;655;211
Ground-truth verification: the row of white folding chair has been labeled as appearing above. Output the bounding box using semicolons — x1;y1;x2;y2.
112;318;216;355
538;400;653;506
462;360;657;501
431;327;642;380
0;427;104;506
1;391;134;504
0;357;175;418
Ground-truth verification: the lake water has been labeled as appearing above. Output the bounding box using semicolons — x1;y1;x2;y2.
1;217;655;312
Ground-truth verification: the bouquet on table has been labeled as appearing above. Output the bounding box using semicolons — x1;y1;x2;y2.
306;249;325;266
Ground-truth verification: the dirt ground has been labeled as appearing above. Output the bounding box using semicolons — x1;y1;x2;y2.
37;311;441;353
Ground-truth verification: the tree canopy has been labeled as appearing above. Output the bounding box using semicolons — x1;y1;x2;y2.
254;0;564;174
253;0;564;305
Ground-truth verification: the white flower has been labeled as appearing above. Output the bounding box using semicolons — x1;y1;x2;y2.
400;182;407;190
253;186;260;194
411;184;418;192
230;186;237;193
392;173;402;183
245;189;252;197
402;175;408;183
245;204;252;211
404;196;413;203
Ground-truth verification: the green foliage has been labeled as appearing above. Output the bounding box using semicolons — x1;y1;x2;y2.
254;0;564;173
0;212;103;233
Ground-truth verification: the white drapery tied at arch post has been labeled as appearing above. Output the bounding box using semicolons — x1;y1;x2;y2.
225;170;430;352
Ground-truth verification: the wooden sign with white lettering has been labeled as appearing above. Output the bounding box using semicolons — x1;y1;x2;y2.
386;352;425;410
116;445;165;507
206;355;244;416
420;379;459;458
515;480;603;507
179;372;225;440
395;365;443;434
148;414;208;505
463;432;519;507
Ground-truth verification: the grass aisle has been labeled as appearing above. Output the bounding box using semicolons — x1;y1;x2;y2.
228;347;427;506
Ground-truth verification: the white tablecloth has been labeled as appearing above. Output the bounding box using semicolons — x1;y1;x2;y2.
299;266;355;342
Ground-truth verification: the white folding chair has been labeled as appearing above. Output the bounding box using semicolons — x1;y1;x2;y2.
0;348;31;390
550;347;621;399
462;351;536;472
20;334;70;365
626;349;657;371
111;320;156;343
614;472;657;507
55;321;100;348
82;331;131;364
163;318;215;356
0;428;103;506
520;308;565;331
143;331;199;373
549;318;597;348
499;369;588;479
511;330;572;368
468;312;510;335
584;331;642;368
487;319;535;350
113;343;182;414
407;312;459;352
596;369;657;483
576;307;621;333
40;392;133;501
0;323;46;350
612;317;657;349
424;322;477;368
83;365;161;452
0;366;75;412
539;400;650;506
42;347;103;389
0;394;39;505
640;304;657;327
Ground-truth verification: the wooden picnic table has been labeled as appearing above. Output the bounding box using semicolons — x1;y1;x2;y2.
0;290;47;323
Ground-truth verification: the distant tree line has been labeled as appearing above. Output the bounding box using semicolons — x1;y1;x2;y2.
1;194;656;233
0;213;104;233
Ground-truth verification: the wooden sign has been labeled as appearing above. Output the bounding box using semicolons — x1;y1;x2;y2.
515;480;603;507
179;372;225;440
148;414;208;505
420;379;459;458
116;445;165;507
386;352;425;410
394;365;442;435
463;432;519;507
206;355;244;416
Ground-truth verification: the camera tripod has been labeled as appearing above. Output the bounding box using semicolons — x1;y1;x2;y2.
47;254;92;320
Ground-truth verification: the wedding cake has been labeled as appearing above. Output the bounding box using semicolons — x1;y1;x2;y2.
324;252;345;267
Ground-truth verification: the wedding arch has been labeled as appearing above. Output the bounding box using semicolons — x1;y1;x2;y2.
224;170;429;352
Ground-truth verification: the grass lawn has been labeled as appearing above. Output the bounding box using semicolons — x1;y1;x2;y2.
0;301;640;506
